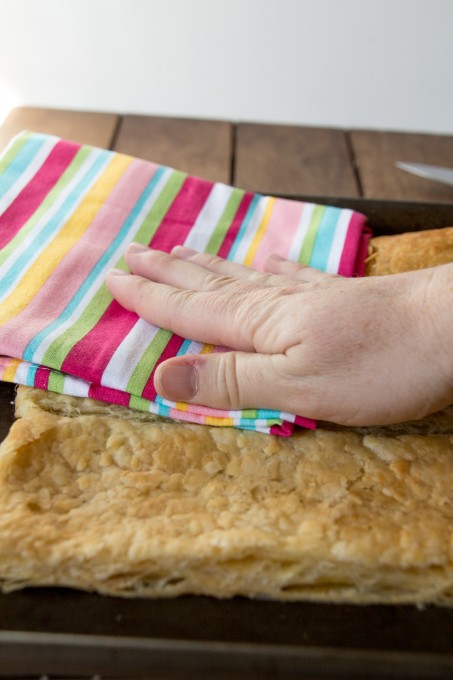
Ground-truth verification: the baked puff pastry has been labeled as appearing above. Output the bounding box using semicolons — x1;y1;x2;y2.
0;386;451;604
366;226;453;276
0;226;452;604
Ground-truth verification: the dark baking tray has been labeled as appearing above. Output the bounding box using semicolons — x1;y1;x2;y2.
1;198;453;679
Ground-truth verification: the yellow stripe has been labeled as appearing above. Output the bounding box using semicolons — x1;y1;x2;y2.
200;343;215;354
243;197;275;266
0;154;132;325
205;416;234;427
2;358;21;381
175;401;189;412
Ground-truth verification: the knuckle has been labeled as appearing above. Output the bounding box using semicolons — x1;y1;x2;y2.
217;353;242;409
278;284;302;296
189;251;220;269
134;276;152;310
204;273;235;292
247;270;268;285
165;288;194;323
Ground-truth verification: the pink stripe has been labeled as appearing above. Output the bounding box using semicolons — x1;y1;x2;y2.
270;423;292;436
294;415;316;429
0;159;159;358
338;213;368;277
141;334;185;400
168;408;208;426
34;366;50;390
217;192;254;259
251;198;304;271
354;225;372;277
149;176;214;251
0;140;80;249
61;304;138;384
0;357;10;376
88;383;131;407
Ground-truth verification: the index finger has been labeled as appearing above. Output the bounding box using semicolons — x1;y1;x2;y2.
106;269;273;352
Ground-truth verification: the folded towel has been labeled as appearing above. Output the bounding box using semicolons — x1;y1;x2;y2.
0;131;370;435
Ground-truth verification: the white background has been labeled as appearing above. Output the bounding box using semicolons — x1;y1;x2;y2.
0;0;452;132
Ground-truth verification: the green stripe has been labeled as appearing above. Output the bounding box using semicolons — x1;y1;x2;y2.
298;205;325;264
48;370;65;393
0;146;92;267
126;328;171;395
41;170;185;370
43;283;113;368
135;169;186;244
0;131;31;175
241;409;258;418
205;188;244;254
128;393;151;411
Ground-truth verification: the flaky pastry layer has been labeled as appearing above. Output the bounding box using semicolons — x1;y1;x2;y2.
366;226;453;276
0;386;451;604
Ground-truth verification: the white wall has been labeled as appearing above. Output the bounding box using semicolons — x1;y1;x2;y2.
1;0;452;133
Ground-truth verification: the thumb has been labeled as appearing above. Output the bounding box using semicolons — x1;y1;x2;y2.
154;352;282;412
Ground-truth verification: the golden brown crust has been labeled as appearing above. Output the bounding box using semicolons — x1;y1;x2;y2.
0;387;452;604
365;226;453;276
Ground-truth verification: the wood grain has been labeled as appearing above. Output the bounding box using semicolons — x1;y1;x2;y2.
234;123;359;197
114;115;233;184
350;130;453;202
0;107;120;152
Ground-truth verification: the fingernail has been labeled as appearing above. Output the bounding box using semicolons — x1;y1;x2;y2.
160;364;198;401
171;245;198;260
108;268;129;277
127;242;149;255
267;253;285;262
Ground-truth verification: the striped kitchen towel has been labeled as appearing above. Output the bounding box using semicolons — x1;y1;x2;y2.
0;131;370;435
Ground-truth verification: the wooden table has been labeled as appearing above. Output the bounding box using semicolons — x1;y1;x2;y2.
1;106;453;206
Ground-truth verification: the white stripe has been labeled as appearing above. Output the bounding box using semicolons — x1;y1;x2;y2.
0;135;58;214
231;196;269;263
12;360;30;385
287;203;315;261
279;411;297;422
31;167;173;363
62;373;90;398
0;149;105;285
102;318;161;390
181;340;205;355
183;183;233;252
326;209;352;274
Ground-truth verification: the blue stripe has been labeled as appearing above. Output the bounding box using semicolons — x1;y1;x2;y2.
0;134;49;199
309;206;341;271
26;364;39;386
23;166;167;362
227;193;261;261
0;150;111;296
177;339;194;355
155;403;171;417
256;409;281;418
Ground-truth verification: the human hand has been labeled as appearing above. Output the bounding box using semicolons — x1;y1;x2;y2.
106;244;453;426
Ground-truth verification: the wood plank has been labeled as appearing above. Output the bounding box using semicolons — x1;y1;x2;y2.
114;115;233;184
0;107;120;152
350;130;453;202
234;123;359;197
